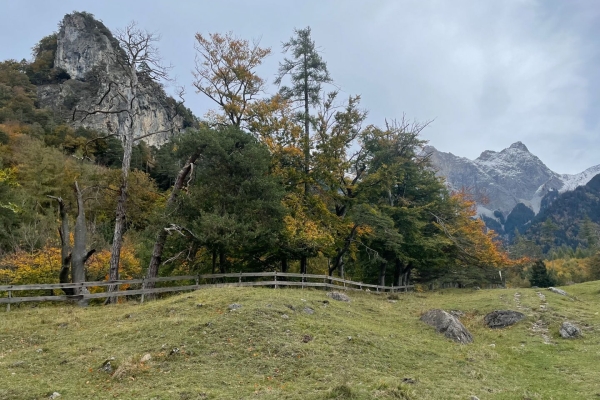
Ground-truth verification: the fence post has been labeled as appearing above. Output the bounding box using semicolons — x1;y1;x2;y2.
140;277;146;304
274;271;278;289
196;272;200;289
6;289;11;312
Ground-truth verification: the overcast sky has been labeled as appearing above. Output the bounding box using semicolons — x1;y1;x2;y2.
1;0;598;173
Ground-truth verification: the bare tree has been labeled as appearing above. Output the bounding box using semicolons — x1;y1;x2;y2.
49;182;95;306
73;22;178;303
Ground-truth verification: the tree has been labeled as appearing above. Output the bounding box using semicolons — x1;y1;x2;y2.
275;27;332;274
48;182;95;305
275;26;332;196
74;21;176;302
529;259;556;287
193;32;271;127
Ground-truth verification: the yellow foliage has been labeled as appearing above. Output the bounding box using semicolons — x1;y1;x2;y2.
0;240;142;288
545;258;590;284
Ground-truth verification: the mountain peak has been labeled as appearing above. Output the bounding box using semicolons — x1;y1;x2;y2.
508;141;529;152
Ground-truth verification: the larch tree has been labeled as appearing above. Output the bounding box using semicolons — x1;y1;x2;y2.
193;32;271;128
275;26;332;274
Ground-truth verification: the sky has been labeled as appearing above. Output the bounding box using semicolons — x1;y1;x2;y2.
1;0;599;174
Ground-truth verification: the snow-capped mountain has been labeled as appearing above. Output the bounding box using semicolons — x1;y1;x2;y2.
425;141;600;217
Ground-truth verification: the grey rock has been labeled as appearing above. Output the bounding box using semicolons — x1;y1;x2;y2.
49;392;61;399
228;303;242;310
327;291;351;302
140;353;152;362
303;307;315;315
38;12;184;148
169;348;180;356
484;310;525;329
99;359;113;373
548;287;568;296
420;309;473;344
470;397;480;400
9;361;25;368
281;314;289;319
559;321;581;339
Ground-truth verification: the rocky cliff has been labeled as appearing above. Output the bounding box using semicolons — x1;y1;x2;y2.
36;12;185;147
426;142;600;219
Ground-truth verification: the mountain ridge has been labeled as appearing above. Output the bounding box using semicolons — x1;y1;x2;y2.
425;141;600;217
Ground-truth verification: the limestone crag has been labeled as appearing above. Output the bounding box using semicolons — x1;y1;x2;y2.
36;12;183;147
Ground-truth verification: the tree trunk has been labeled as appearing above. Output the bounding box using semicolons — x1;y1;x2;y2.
329;224;358;276
303;54;310;197
300;256;307;275
107;129;134;302
393;259;402;287
211;249;217;274
144;148;203;296
219;250;226;274
71;182;87;285
378;262;387;287
71;182;94;306
51;196;73;296
281;257;288;273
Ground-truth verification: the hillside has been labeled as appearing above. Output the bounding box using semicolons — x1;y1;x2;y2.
522;173;600;252
2;285;600;399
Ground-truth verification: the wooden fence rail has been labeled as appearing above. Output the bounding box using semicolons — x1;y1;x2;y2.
1;272;413;310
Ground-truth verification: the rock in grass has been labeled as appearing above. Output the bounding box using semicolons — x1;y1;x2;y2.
420;309;473;344
99;359;114;373
559;321;581;339
303;307;315;315
49;392;61;399
484;310;525;329
228;303;242;310
327;292;351;302
140;353;152;363
548;287;568;296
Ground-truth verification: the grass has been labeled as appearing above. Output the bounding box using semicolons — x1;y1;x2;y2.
1;282;600;399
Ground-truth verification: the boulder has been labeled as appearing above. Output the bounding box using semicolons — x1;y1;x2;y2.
420;309;473;344
548;287;568;296
559;321;581;339
484;310;525;329
327;292;351;302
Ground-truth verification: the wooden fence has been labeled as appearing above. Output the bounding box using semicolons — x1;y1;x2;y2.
0;272;413;311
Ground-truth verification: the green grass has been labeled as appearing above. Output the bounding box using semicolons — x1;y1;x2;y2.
1;282;600;399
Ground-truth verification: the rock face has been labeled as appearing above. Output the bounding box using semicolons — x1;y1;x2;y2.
559;321;581;339
484;310;525;329
420;309;473;344
36;12;184;147
425;143;600;218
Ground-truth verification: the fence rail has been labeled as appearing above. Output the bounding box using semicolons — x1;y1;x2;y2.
1;272;413;310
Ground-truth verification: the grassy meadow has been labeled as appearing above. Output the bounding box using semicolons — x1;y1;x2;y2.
1;282;600;399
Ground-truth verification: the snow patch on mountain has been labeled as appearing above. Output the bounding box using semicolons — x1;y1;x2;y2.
426;142;600;216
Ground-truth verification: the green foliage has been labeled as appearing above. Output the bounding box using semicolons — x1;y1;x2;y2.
24;34;70;85
529;259;556;287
